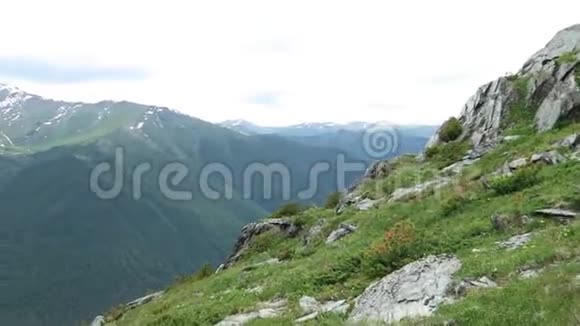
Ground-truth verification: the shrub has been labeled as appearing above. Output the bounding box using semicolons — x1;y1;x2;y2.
324;192;341;209
277;244;295;261
362;221;419;278
314;254;362;286
271;202;308;218
425;141;470;168
490;167;540;195
438;117;463;142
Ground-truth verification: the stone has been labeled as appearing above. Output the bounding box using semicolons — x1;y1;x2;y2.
298;296;320;314
215;299;287;326
388;177;451;203
508;157;528;170
126;291;164;310
519;269;541;279
534;208;578;222
441;159;478;176
452;276;498;297
295;299;350;323
553;133;580;149
496;233;534;251
326;223;357;244
303;219;325;245
221;219;296;270
354;198;384;211
348;255;461;324
502;135;522;142
530;150;567;165
90;316;105;326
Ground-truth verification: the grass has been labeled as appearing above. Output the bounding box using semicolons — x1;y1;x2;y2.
110;124;580;326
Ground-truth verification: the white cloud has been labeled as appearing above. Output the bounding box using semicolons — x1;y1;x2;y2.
0;0;578;126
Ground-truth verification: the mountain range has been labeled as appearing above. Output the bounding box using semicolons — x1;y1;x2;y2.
0;84;434;326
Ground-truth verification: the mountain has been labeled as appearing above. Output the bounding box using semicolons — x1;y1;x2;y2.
0;85;404;326
108;25;580;326
220;120;437;161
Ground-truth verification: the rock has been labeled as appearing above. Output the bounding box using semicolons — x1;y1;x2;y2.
298;296;320;314
303;219;325;245
215;299;287;326
242;258;281;272
221;219;296;270
295;299;350;323
519;269;541;279
348;255;461;324
354;198;384;211
490;214;529;231
90;316;105;326
441;159;478;176
452;276;498;297
326;223;357;244
388;177;450;203
508;157;528;170
534;208;578;222
530;150;567;165
425;25;580;153
553;133;580;149
364;160;393;180
496;233;534;251
126;291;164;310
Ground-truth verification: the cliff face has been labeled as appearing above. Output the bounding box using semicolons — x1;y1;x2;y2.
427;24;580;151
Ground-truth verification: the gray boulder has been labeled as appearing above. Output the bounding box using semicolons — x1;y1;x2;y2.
348;255;461;324
326;223;357;244
125;291;164;310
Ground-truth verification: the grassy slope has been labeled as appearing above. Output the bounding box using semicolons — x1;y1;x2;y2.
110;123;580;326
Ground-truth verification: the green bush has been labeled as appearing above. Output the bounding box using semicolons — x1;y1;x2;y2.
271;202;308;218
324;192;341;209
438;117;463;142
425;141;470;168
490;168;540;195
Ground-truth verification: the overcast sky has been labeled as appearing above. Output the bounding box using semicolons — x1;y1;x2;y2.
0;1;578;126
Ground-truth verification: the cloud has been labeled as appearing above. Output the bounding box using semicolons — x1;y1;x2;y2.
0;57;148;83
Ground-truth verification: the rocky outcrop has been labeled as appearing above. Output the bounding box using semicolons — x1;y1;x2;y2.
215;299;287;326
426;25;580;153
326;223;357;244
348;255;461;324
220;219;296;270
295;296;350;323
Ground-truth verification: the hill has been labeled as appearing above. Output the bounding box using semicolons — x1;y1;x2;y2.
103;24;580;326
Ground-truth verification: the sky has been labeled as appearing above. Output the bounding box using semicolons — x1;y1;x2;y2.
0;1;579;126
